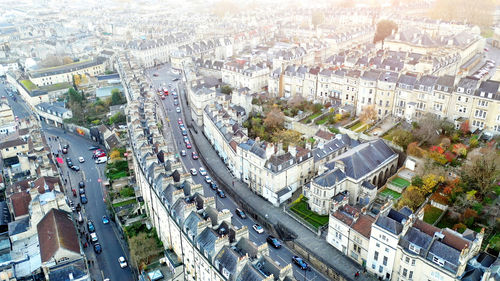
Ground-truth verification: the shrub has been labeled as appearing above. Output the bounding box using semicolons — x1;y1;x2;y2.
440;138;451;149
453;223;467;233
412;176;423;187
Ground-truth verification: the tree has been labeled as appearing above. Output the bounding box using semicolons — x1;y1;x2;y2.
62;56;73;64
462;147;500;197
128;232;160;270
460;120;470;135
110;150;121;160
220;85;233;95
271;129;302;150
288;94;305;108
373;20;398;49
312;11;325;27
110;88;125;105
414;113;441;145
391;128;414;149
109;112;126;125
360;105;377;124
264;105;285;129
397;185;426;211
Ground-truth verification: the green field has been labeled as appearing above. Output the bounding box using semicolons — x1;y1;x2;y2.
20;79;37;91
390;177;410;188
379;188;402;199
423;205;443;225
290;198;329;229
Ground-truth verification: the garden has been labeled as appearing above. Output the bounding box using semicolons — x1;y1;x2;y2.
289;196;329;230
125;222;165;270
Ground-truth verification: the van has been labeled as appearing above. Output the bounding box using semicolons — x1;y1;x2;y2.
77;212;83;224
95;157;107;164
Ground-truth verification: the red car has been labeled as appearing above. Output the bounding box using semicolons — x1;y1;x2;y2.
192;152;198;160
186;142;192;149
178;118;183;125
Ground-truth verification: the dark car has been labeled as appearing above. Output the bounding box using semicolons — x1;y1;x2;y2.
79;188;85;195
93;243;102;254
66;160;73;168
66;157;71;162
72;165;80;171
78;181;85;188
87;221;95;233
216;189;226;198
235;208;246;219
292;256;309;270
89;146;99;150
181;130;187;136
80;194;88;204
266;236;282;249
210;181;217;189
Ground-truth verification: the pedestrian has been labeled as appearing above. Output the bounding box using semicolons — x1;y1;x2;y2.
232;181;234;187
355;271;360;278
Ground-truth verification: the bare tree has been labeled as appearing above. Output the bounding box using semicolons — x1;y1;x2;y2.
360;105;377;124
414;113;441;145
264;105;285;129
462;147;500;197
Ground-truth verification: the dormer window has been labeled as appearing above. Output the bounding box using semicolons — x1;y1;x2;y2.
408;243;420;254
432;256;445;267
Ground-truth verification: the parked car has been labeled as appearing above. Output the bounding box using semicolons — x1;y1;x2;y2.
183;136;189;143
176;107;181;113
80;194;88;204
178;118;183;124
252;224;264;234
190;168;197;176
79;188;85;195
292;256;309;270
216;189;226;198
118;256;128;268
199;167;207;176
79;181;85;188
174;100;179;106
93;243;102;254
87;221;95;233
235;208;246;219
95;157;107;164
78;157;85;163
67;160;73;168
210;181;217;189
186;142;192;149
89;146;99;150
102;216;110;224
71;165;80;171
90;232;98;243
266;236;281;249
204;176;212;183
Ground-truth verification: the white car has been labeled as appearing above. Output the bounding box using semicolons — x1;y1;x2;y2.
90;232;98;243
118;256;128;268
78;157;85;163
190;168;197;176
199;167;207;176
204;176;212;183
176;107;181;113
253;224;264;234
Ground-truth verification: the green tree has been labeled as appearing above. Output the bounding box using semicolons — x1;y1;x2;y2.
109;112;126;125
221;85;233;95
373;20;398;49
391;128;414;149
111;88;125;105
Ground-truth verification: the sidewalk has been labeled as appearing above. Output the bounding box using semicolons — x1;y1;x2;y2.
176;84;375;281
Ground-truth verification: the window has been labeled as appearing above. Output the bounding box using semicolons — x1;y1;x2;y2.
478;100;489;107
379;265;383;273
374;251;379;261
383;256;388;266
376;242;380;248
409;271;413;279
402;268;408;277
385;247;389;253
433;256;445;267
405;257;410;264
408;244;420;254
411;259;415;266
372;263;376;269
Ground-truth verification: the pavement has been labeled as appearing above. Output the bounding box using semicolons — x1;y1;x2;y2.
147;65;366;281
41;125;135;281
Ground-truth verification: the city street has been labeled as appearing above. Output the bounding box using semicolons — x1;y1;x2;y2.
43;126;134;281
146;65;329;281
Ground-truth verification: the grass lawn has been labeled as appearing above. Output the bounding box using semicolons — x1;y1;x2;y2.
423;205;443;225
290;199;329;229
302;112;322;124
481;28;494;38
488;234;500;251
436;212;457;229
112;198;137;208
349;121;363;131
108;171;129;180
390;177;410;188
316;117;328;125
40;82;72;92
379;188;402;199
20;79;38;91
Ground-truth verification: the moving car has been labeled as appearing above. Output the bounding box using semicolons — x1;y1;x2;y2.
210;181;217;190
174;100;179;106
93;243;102;254
292;256;309;270
192;152;198;159
235;208;246;219
190;168;197;176
216;189;226;198
266;236;281;249
252;224;264;234
79;188;85;195
199;167;207;176
80;194;88;204
118;256;128;268
71;165;80;171
186;142;192;149
102;216;110;224
181;150;186;156
90;232;98;243
87;221;95;233
78;157;85;163
176;107;181;113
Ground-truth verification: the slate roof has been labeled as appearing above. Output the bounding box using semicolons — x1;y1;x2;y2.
196;227;219;260
0;138;27;150
37;209;80;263
236;263;265;281
314;168;346;188
36;102;70;117
378;71;399;83
334;139;396;180
361;69;381;81
397;74;417;88
313;134;357;162
30;57;106;78
457;77;479;93
215;246;240;276
436;75;455;93
375;208;409;235
476;80;500;100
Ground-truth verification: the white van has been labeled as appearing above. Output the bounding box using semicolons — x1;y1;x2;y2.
95;157;107;164
77;212;83;223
